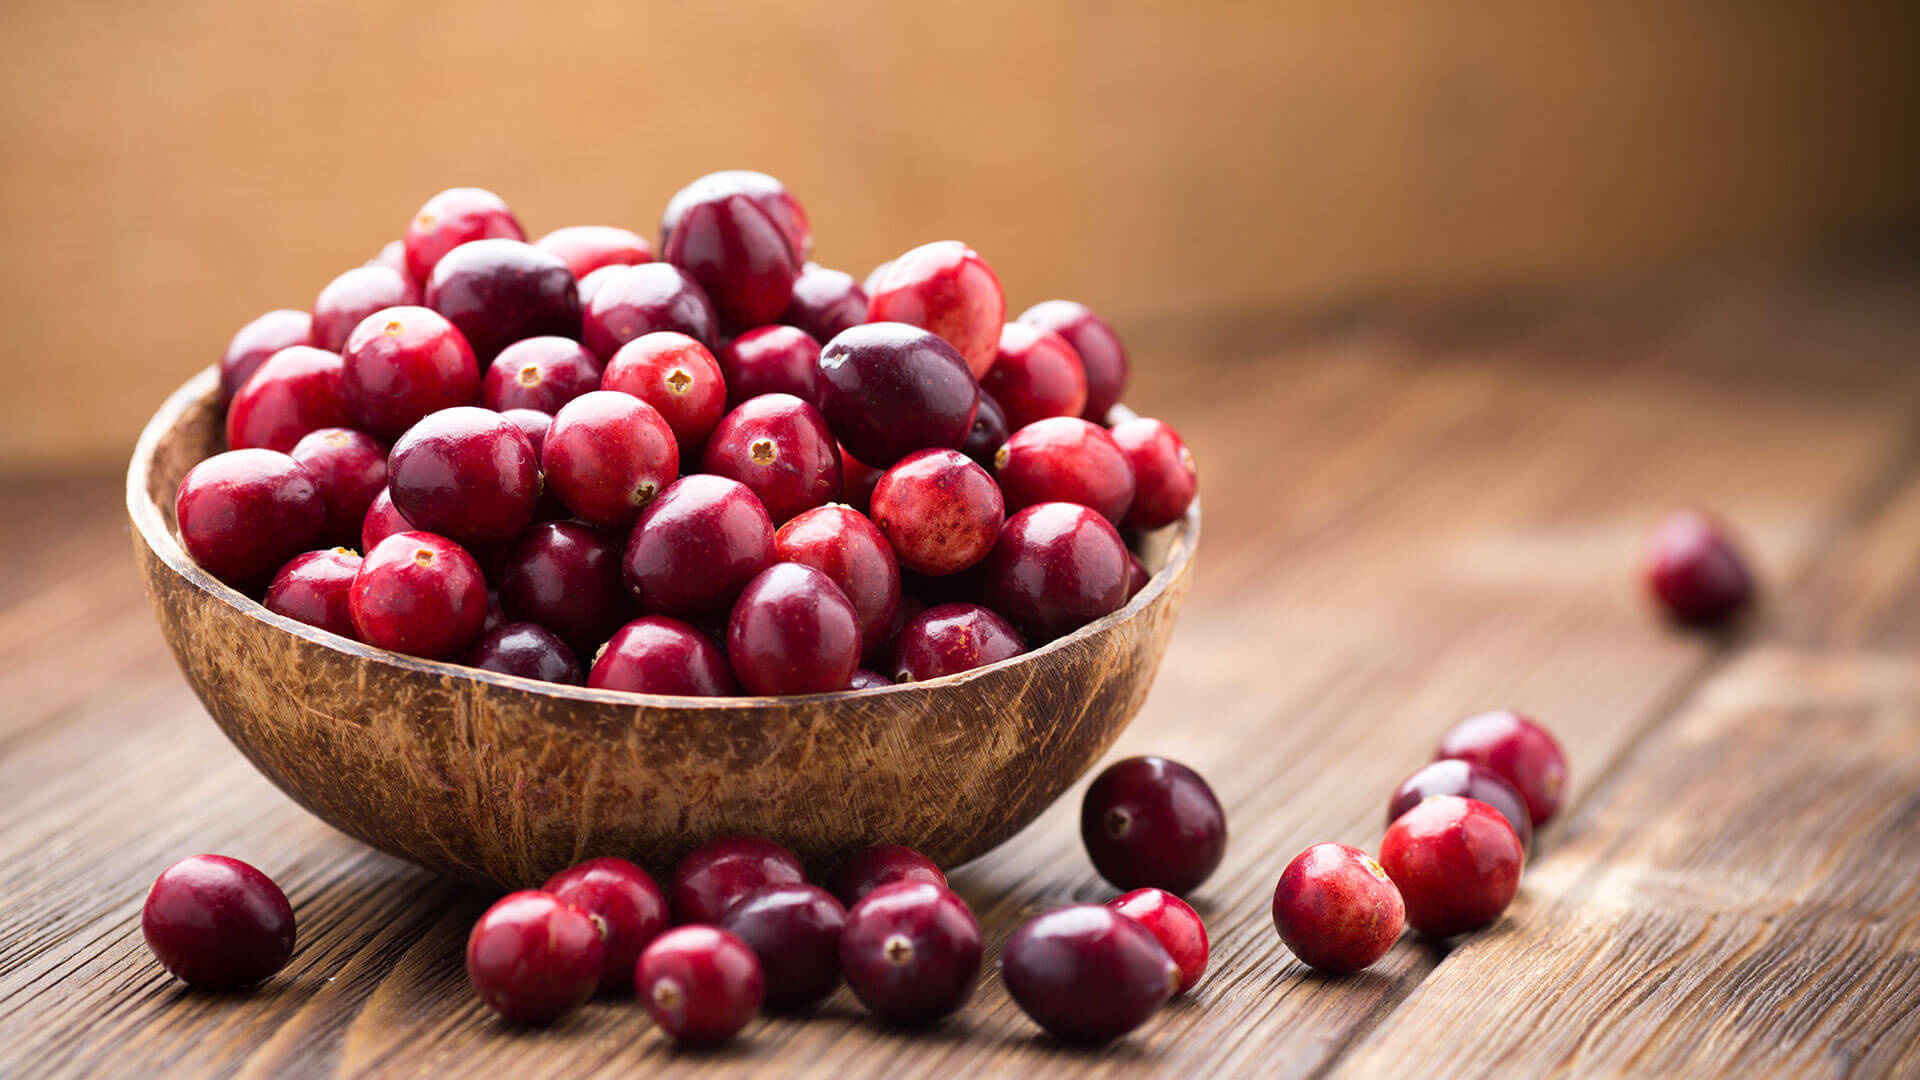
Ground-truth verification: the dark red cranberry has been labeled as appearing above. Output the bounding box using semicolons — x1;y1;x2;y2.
220;309;313;403
582;262;721;360
312;265;422;353
635;926;764;1045
961;392;1009;467
1434;710;1569;826
290;427;388;545
838;881;981;1026
1388;759;1533;853
1107;888;1208;994
387;407;539;546
1272;842;1406;971
366;239;412;278
662;190;800;332
718;884;847;1010
1644;509;1754;626
703;394;842;524
425;239;580;362
816;323;980;467
839;446;883;512
465;890;603;1025
719;325;821;408
359;485;413;553
996;417;1136;524
669;835;806;925
465;622;581;684
1111;418;1198;530
588;616;738;696
499;408;553;455
781;263;867;344
866;241;1005;378
483;589;507;633
340;306;481;439
1125;552;1149;599
847;668;891;690
825;846;947;908
623;476;775;619
662;170;811;264
774;504;901;657
869;449;1003;576
1002;905;1177;1043
404;187;524;283
887;602;1024;682
602;331;729;448
543;856;669;994
1017;300;1130;422
226;346;354;453
176;450;326;588
726;562;862;695
141;854;295;988
979;502;1131;640
541;390;680;528
482;336;602;414
1379;796;1523;938
982;322;1088;430
497;520;631;655
349;531;487;660
534;225;653;279
264;548;361;638
1081;756;1227;894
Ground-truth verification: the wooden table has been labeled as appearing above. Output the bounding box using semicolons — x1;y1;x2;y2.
4;272;1917;1078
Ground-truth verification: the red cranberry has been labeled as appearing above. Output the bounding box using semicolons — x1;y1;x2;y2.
838;882;981;1026
718;325;821;408
497;520;631;655
176;450;326;588
534;225;653;279
979;502;1131;640
1002;905;1177;1043
1272;842;1405;972
869;449;1003;576
662;188;800;332
816;323;980;467
839;446;883;512
582;262;721;360
866;241;1005;378
1110;418;1197;530
1106;888;1208;995
1388;759;1533;853
1017;300;1130;421
662;170;811;264
359;485;413;553
1644;509;1754;625
340;306;480;439
1125;552;1149;598
404;187;524;283
499;408;553;455
781;263;867;343
995;417;1136;525
387;407;539;546
669;835;806;925
718;884;847;1010
226;346;354;453
703;394;842;524
465;890;603;1025
623;475;775;619
312;265;421;353
290;427;388;545
541;390;680;528
425;239;580;362
887;602;1024;682
588;616;738;696
543;856;669;994
1434;710;1569;826
142;854;295;988
349;531;487;660
220;309;313;403
773;504;900;658
576;264;623;308
264;548;361;639
847;668;891;690
602;331;728;448
825;845;947;908
960;392;1009;467
1081;756;1227;894
726;562;861;695
635;926;764;1045
465;622;581;684
366;239;412;278
482;336;602;414
1379;796;1524;938
982;322;1088;430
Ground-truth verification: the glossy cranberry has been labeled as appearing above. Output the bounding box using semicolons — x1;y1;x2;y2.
219;309;313;403
839;881;981;1026
359;485;413;553
142;854;295;988
543;856;669;994
669;835;807;925
1002;905;1176;1043
1388;759;1533;853
340;306;481;439
719;327;823;413
862;259;893;295
995;417;1136;524
1017;300;1130;422
534;224;653;279
496;520;630;654
662;190;800;332
1125;552;1150;599
404;187;524;283
576;264;624;308
1644;509;1754;626
718;884;847;1010
176;450;326;588
465;890;604;1025
1379;796;1523;938
1081;756;1227;894
839;446;883;512
465;622;581;684
312;265;421;353
349;531;487;660
482;589;508;633
636;926;764;1045
979;502;1131;640
1110;418;1198;530
1107;888;1208;994
386;407;539;546
824;846;947;908
624;475;775;618
662;170;811;264
264;548;361;638
482;336;602;414
816;323;980;467
726;562;862;695
847;668;891;690
366;238;413;278
703;394;841;524
602;331;729;448
541;391;680;528
868;449;1003;576
290;427;387;545
1434;710;1569;826
866;241;1005;378
1272;842;1405;972
582;262;721;360
498;408;552;454
781;263;867;343
425;238;580;362
773;504;900;657
589;616;738;696
226;346;354;453
886;602;1025;682
982;322;1088;430
960;392;1009;467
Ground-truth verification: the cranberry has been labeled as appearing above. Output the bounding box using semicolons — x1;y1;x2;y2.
219;309;313;403
404;187;524;283
1272;842;1405;972
482;336;602;414
176;450;326;588
543;856;669;994
589;616;738;696
623;475;775;618
982;322;1088;430
1081;756;1227;894
226;346;355;453
290;427;388;545
497;520;631;655
824;845;947;908
839;446;883;512
703;394;842;524
1017;300;1130;421
726;562;862;695
483;589;508;633
979;502;1131;640
264;548;361;639
1125;552;1149;599
582;262;721;360
816;323;980;467
499;408;553;454
1388;759;1533;853
839;882;981;1026
662;188;800;332
141;854;295;988
868;449;1003;576
847;668;891;690
534;225;653;279
718;325;821;407
465;890;603;1025
312;265;422;353
773;504;900;657
1002;905;1177;1043
862;259;893;296
1378;796;1523;938
960;392;1009;467
1644;509;1754;626
1110;418;1197;530
541;390;680;528
1434;710;1569;826
662;170;811;264
718;884;847;1010
866;241;1005;378
425;238;580;362
359;485;413;553
887;602;1024;682
602;331;728;448
781;263;867;343
635;926;764;1045
995;417;1136;524
386;406;539;546
576;264;623;308
349;531;487;660
465;622;581;684
1106;888;1208;994
669;835;807;925
340;306;480;439
366;239;412;278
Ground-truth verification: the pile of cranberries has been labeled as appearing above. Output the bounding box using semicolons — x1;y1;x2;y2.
180;176;1198;695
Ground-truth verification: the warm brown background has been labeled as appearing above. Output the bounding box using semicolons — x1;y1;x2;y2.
2;0;1917;474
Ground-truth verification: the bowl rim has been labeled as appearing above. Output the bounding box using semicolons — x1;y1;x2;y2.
128;366;1200;708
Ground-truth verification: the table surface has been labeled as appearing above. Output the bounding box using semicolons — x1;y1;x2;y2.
4;271;1918;1079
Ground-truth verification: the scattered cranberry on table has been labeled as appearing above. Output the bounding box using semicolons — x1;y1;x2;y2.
1643;508;1754;626
1378;795;1524;938
668;835;807;926
1388;758;1534;853
1081;755;1228;895
481;335;603;414
465;890;604;1025
866;240;1005;379
886;602;1025;682
339;306;481;440
176;449;327;589
533;224;653;280
386;406;540;547
348;531;488;661
601;331;729;448
225;345;354;453
464;621;582;684
141;854;295;989
1001;905;1178;1043
726;562;863;695
1106;887;1209;994
994;416;1137;525
1272;842;1406;973
312;265;421;354
263;548;361;639
589;616;739;696
1434;710;1569;827
824;845;949;908
542;856;669;994
869;449;1005;576
718;884;848;1010
404;187;525;284
1017;299;1131;422
839;881;982;1026
219;309;313;403
541;390;680;528
774;504;902;658
635;926;765;1046
702;393;843;524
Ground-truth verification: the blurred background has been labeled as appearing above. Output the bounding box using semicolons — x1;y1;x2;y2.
2;0;1916;475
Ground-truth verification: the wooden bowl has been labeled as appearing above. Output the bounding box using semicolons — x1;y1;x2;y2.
127;368;1198;888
